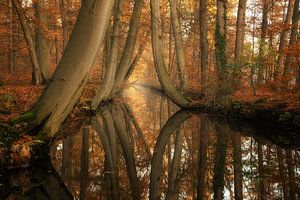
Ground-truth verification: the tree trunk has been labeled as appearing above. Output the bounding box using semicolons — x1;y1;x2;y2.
91;0;124;109
150;110;191;200
79;127;89;200
35;0;51;82
60;0;69;49
112;0;144;94
235;0;247;60
213;125;229;200
169;0;186;91
275;0;294;80
125;32;150;81
199;0;208;93
282;0;300;85
286;150;296;200
112;105;140;200
166;129;183;200
276;147;289;199
150;0;190;107
32;0;115;138
215;0;228;94
258;143;267;200
9;0;15;74
92;115;120;200
197;118;208;200
231;133;243;200
257;0;268;85
12;0;43;85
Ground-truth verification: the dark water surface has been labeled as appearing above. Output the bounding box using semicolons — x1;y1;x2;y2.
1;87;300;199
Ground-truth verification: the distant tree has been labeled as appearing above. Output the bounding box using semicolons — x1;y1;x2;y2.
257;0;269;85
12;0;43;85
275;0;294;80
215;0;228;94
35;0;51;82
92;0;145;109
199;0;208;94
282;0;300;87
9;0;15;74
170;0;186;91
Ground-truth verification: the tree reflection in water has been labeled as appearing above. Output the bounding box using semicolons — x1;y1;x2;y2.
51;89;300;200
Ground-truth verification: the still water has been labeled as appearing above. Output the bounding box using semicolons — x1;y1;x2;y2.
51;87;300;200
1;87;300;199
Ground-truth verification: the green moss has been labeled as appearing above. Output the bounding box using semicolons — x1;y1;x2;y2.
9;112;37;125
278;112;292;122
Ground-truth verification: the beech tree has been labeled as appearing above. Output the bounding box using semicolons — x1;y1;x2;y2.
215;0;228;94
91;0;145;109
199;0;208;93
150;0;190;107
12;0;43;85
35;0;51;82
32;0;115;137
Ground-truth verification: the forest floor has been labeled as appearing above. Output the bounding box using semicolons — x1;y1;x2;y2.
0;69;300;167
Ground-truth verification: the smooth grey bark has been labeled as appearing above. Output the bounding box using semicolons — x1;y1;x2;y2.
169;0;186;91
91;0;124;109
9;0;15;74
112;0;144;94
125;31;150;82
199;0;208;93
12;0;43;85
275;0;294;79
150;110;191;200
150;0;190;107
35;0;51;82
32;0;115;137
282;0;300;84
257;0;268;85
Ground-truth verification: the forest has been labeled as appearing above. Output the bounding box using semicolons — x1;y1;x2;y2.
0;0;299;199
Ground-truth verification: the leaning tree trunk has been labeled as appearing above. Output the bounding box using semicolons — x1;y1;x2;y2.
35;0;51;82
91;0;124;109
32;0;115;138
111;0;144;95
275;0;294;80
150;0;190;107
199;0;208;93
12;0;43;85
169;0;186;91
